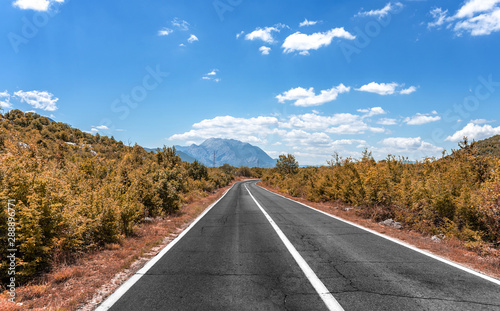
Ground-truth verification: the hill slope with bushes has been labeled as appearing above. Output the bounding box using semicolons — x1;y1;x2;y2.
0;110;234;284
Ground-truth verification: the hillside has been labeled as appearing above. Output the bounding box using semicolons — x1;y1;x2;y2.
0;110;234;284
476;134;500;158
143;147;197;163
175;138;276;168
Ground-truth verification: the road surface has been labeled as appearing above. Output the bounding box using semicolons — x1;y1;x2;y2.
99;181;500;311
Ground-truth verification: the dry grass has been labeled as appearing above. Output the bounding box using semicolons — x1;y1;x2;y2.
0;179;242;311
258;182;500;281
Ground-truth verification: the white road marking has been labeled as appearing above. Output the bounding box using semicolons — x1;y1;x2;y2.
95;183;237;311
245;184;345;311
257;183;500;287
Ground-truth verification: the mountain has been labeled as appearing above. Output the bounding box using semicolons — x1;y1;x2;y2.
175;138;276;168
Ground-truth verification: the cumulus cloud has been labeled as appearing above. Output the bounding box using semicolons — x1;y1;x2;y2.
12;0;64;11
404;112;441;125
428;0;500;36
455;0;500;19
357;107;386;118
454;8;500;36
356;82;398;95
282;28;355;54
428;8;450;28
400;86;417;95
356;2;403;19
276;84;350;107
379;137;443;154
299;19;320;27
187;34;199;43
202;69;220;82
259;46;271;55
0;91;12;109
158;18;190;37
356;82;417;95
168;116;281;144
171;18;190;31
14;90;58;111
377;118;398;125
445;123;500;141
245;24;285;43
158;28;173;36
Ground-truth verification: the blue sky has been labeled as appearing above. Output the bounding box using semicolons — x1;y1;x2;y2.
1;0;500;165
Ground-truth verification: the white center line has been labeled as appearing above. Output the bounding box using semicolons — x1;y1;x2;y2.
245;184;344;311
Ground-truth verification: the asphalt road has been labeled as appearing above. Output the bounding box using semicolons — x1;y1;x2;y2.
102;181;500;311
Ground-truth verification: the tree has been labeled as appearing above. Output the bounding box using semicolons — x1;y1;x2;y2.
276;154;299;176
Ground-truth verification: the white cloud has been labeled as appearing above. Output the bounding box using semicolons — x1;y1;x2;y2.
91;125;109;132
429;0;500;36
158;18;190;37
379;137;443;154
357;107;386;117
470;118;492;124
356;82;399;95
202;69;219;82
299;19;319;27
454;7;500;36
428;8;450;28
168;115;281;144
278;111;384;134
357;2;403;19
158;28;173;36
455;0;500;19
377;118;398;125
245;25;285;43
236;31;244;39
281;112;361;131
404;113;441;125
400;86;417;95
0;91;12;109
187;34;198;43
12;0;63;11
355;82;416;95
282;28;355;54
259;46;271;55
276;84;350;107
14;90;58;111
445;123;500;141
171;18;190;31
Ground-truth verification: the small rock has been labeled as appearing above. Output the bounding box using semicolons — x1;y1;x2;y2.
379;219;403;229
431;234;445;243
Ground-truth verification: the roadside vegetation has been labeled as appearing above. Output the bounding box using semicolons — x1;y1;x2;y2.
263;144;500;254
0;110;249;285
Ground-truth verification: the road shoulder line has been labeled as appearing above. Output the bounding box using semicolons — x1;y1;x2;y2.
95;183;237;310
256;183;500;287
245;184;345;311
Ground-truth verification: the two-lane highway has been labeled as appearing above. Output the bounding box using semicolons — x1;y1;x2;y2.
98;181;500;311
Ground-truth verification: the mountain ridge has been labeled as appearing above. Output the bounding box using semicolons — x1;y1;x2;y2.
175;138;276;168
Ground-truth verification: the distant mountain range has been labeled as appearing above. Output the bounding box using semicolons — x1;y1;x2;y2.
144;138;276;168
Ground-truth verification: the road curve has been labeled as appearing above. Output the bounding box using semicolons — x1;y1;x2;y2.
100;180;500;311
